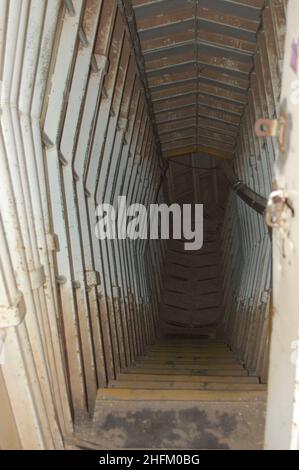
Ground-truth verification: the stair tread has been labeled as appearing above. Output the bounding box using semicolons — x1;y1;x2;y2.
145;357;237;361
159;339;223;343
149;350;233;356
109;380;266;391
155;340;228;345
117;372;259;383
98;388;267;402
153;343;229;346
150;347;232;352
123;368;248;376
150;352;233;356
133;363;245;370
161;338;227;345
140;358;239;365
150;352;232;355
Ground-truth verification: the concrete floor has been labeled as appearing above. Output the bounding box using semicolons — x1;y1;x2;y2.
75;399;266;450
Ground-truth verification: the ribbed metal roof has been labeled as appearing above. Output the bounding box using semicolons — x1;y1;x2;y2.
132;0;264;160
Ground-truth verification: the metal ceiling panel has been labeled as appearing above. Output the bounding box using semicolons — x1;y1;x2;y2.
131;0;264;159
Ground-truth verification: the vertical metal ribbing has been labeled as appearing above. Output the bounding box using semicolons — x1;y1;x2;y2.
0;0;170;448
106;62;136;370
59;0;105;409
86;11;126;380
101;53;133;373
0;0;71;449
112;84;143;365
78;0;118;385
116;0;164;168
43;0;90;417
220;0;283;377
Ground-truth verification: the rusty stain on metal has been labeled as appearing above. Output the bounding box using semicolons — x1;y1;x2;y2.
255;118;280;137
255;107;291;159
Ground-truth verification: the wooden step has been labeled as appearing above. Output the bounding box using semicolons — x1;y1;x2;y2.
151;344;230;350
109;380;266;391
162;337;221;341
146;352;236;359
155;339;224;343
155;337;226;346
134;362;244;370
98;388;267;402
123;368;248;376
150;348;231;355
158;346;226;349
140;357;239;365
117;373;259;383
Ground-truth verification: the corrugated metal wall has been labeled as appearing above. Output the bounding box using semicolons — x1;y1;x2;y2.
0;0;71;449
0;0;166;449
220;0;287;382
0;0;291;450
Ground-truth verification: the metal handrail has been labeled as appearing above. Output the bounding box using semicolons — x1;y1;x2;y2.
221;161;267;215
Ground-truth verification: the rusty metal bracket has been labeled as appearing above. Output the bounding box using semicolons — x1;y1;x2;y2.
255;102;292;160
265;189;295;229
255;118;279;138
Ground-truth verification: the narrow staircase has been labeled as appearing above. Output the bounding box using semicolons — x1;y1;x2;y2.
84;337;267;450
